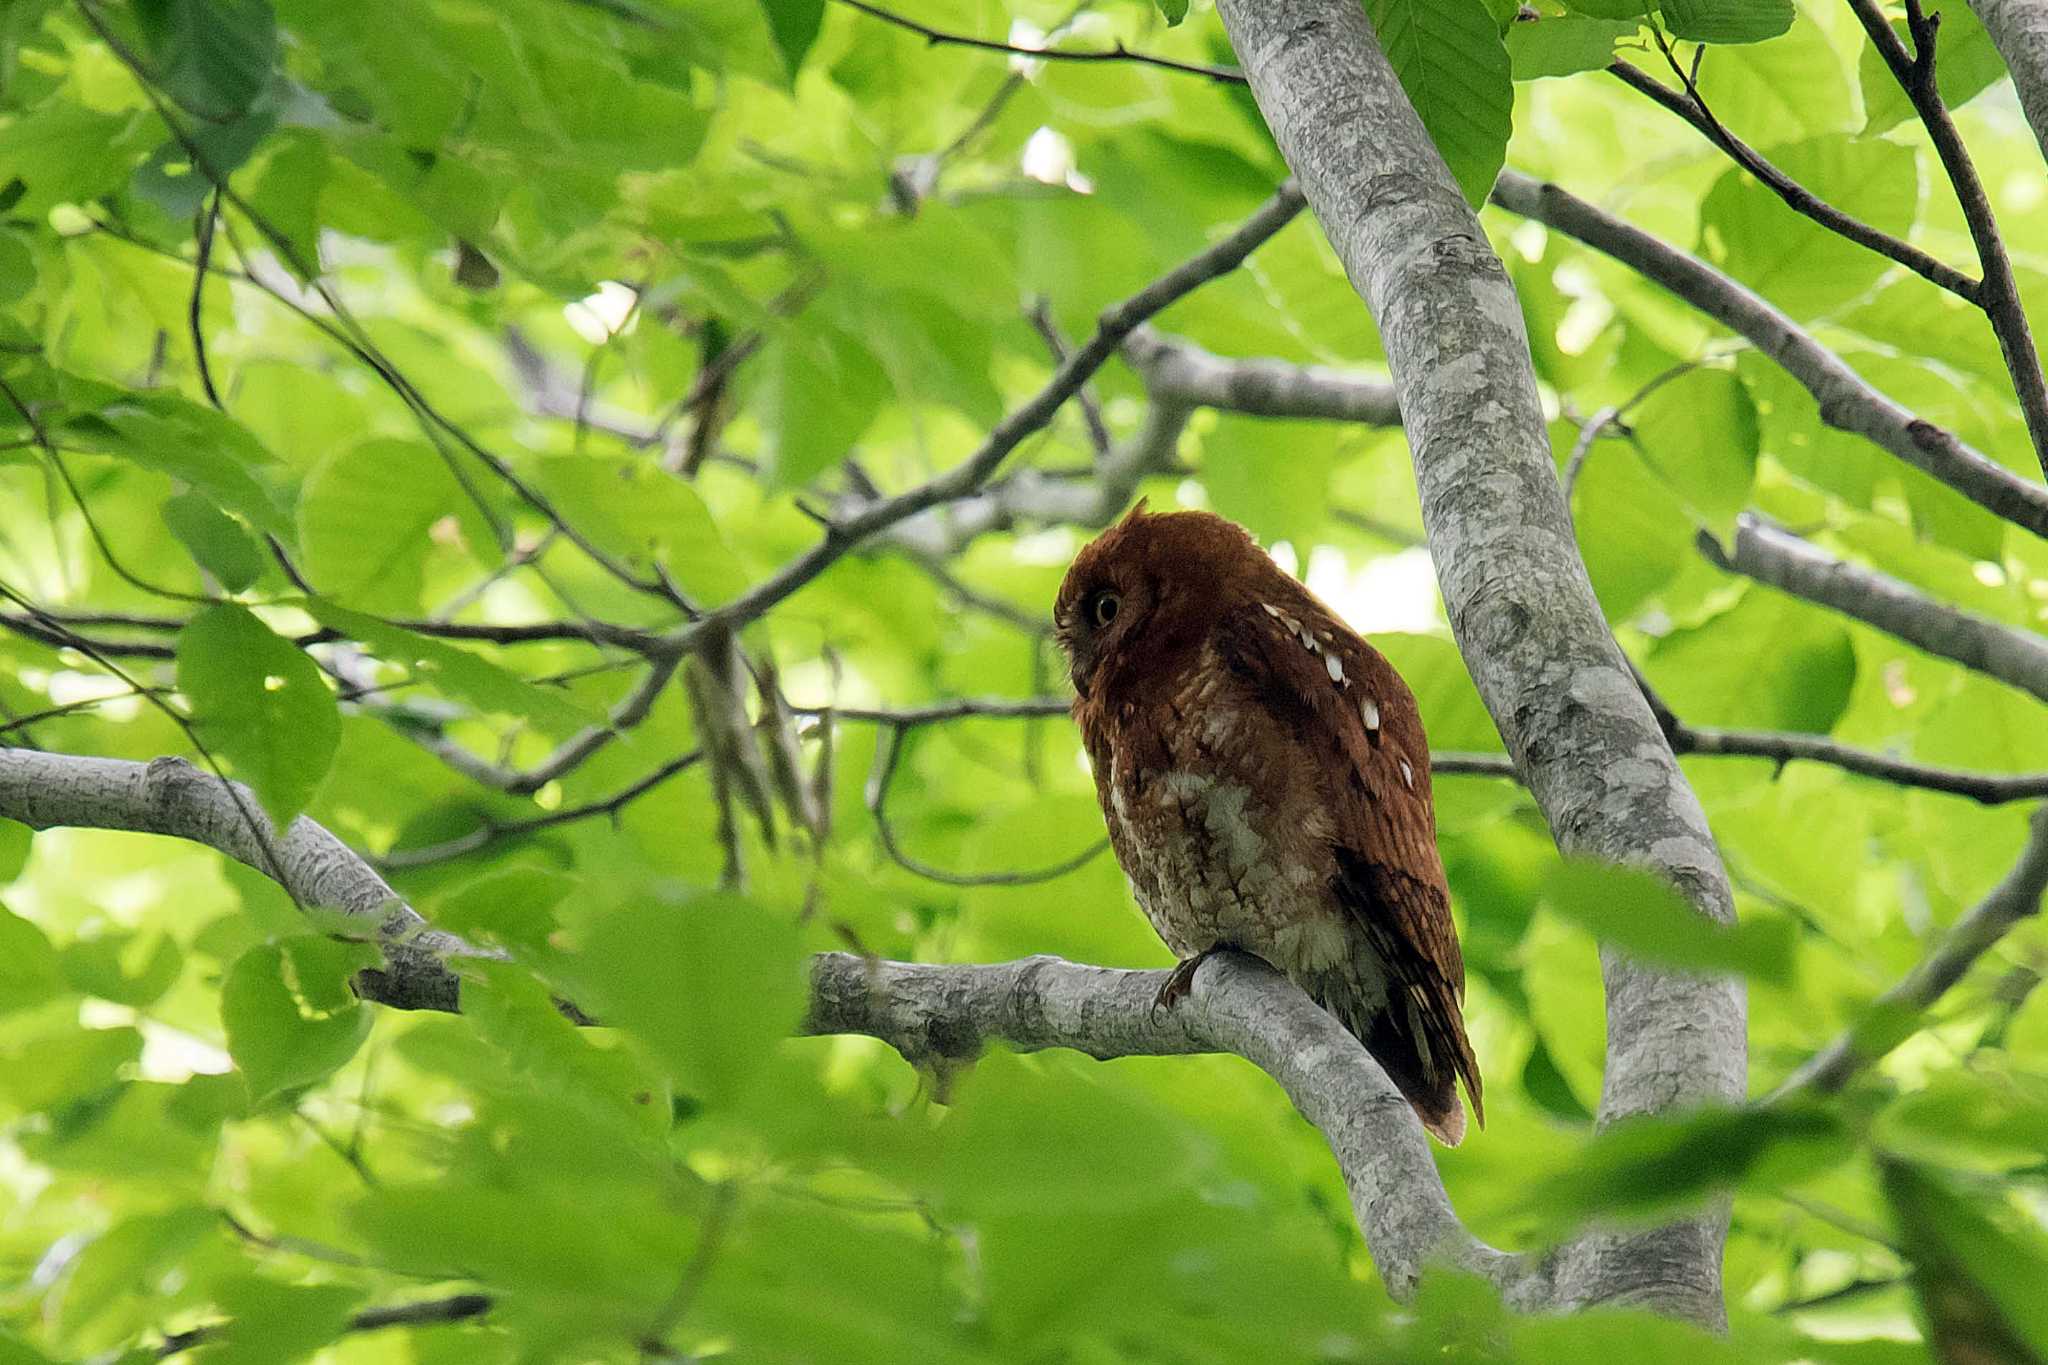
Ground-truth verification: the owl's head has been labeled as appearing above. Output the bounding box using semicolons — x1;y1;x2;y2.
1053;502;1261;699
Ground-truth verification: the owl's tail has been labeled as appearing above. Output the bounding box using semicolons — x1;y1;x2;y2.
1314;974;1483;1148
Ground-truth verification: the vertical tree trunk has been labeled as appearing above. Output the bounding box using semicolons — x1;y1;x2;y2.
1213;0;1746;1325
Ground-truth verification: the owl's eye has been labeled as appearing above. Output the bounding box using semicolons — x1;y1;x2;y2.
1091;592;1121;627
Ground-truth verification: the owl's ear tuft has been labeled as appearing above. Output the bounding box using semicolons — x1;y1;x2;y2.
1116;497;1151;526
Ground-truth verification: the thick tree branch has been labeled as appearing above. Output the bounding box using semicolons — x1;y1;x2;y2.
1122;327;1403;425
1700;516;2048;707
0;750;478;1009
1490;171;2048;539
0;746;1543;1304
1848;0;2048;478
1217;0;1741;1324
807;949;1552;1303
1968;0;2048;166
1772;803;2048;1097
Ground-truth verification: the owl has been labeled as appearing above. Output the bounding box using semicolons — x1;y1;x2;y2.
1055;505;1482;1144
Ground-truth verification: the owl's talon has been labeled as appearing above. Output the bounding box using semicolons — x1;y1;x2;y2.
1152;950;1214;1019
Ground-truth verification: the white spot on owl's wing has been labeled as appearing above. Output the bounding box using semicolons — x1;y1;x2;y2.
1399;758;1414;789
1324;651;1344;684
1360;696;1381;732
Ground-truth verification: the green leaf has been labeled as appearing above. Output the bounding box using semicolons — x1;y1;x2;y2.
548;891;805;1104
204;1278;363;1365
0;906;65;1015
1200;416;1338;549
0;819;28;882
1365;0;1515;207
1522;1102;1848;1233
1881;1158;2048;1362
64;396;291;538
1699;134;1919;320
1658;0;1794;44
1646;590;1856;733
1154;0;1190;24
1860;6;2008;136
162;490;265;592
526;457;748;603
298;599;598;733
59;932;183;1009
176;604;340;824
0;229;33;304
756;323;888;487
219;937;377;1100
758;0;825;81
133;0;279;120
1543;857;1798;984
297;438;480;614
49;1206;219;1348
1508;14;1640;78
1627;367;1758;530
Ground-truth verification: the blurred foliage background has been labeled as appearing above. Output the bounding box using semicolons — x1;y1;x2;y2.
0;0;2046;1359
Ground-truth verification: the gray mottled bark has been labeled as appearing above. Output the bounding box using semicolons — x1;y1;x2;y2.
0;751;477;1009
1705;517;2048;706
1123;327;1402;424
1491;172;2048;539
1215;0;1743;1325
1968;0;2048;177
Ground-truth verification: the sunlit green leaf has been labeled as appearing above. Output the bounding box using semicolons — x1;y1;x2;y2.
177;604;339;824
1543;857;1798;984
1365;0;1514;206
220;937;378;1100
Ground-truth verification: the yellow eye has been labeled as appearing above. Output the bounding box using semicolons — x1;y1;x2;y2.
1092;592;1120;627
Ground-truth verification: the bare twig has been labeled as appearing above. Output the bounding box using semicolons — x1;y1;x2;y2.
1772;803;2048;1097
1606;55;1977;300
864;725;1107;885
376;750;706;869
660;183;1305;652
1846;0;2048;478
831;0;1249;84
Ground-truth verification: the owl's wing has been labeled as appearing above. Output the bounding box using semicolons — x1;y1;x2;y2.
1214;596;1483;1135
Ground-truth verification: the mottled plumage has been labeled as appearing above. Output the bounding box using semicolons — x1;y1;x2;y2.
1055;505;1482;1144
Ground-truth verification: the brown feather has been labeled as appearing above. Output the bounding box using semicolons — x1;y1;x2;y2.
1057;506;1481;1145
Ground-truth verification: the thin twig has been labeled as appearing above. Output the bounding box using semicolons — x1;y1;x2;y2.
1845;0;2048;478
376;749;705;868
158;1293;493;1358
1771;803;2048;1097
1607;52;1977;300
831;0;1248;84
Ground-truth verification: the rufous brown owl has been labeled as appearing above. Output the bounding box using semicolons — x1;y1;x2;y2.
1055;504;1482;1144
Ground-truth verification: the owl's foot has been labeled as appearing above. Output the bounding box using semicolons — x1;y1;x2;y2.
1151;948;1221;1020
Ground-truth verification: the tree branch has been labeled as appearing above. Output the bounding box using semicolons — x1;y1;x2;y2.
1700;516;2048;707
1122;327;1403;425
807;948;1550;1302
1967;0;2048;167
1217;0;1741;1324
0;750;479;1009
657;184;1303;652
1772;802;2048;1097
1848;0;2048;479
1604;58;1977;301
1490;171;2048;539
829;0;1248;85
0;746;1545;1305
